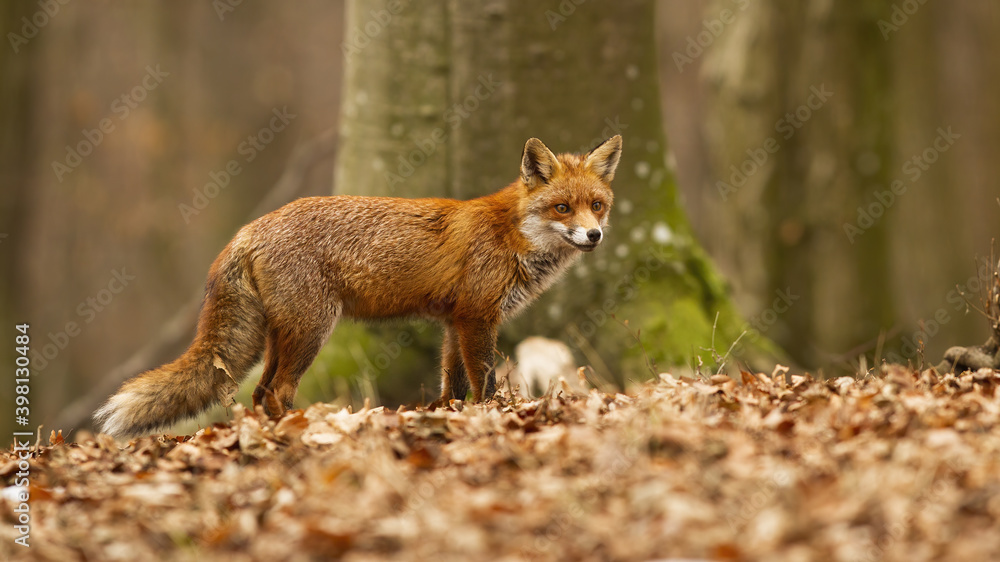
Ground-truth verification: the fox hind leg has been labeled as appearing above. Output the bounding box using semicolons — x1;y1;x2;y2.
484;369;497;400
441;324;469;400
259;327;329;416
255;304;339;416
251;330;281;413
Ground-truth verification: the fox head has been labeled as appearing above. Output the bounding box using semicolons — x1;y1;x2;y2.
519;135;622;253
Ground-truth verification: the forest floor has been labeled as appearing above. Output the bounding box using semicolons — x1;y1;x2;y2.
3;365;1000;561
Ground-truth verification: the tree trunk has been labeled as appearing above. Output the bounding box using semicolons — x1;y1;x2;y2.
0;2;39;438
704;1;897;369
0;2;345;436
332;0;777;405
702;0;1000;371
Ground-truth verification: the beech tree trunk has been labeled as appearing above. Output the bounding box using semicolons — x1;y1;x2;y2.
328;0;776;405
701;0;1000;370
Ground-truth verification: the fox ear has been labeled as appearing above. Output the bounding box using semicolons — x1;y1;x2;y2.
521;138;560;189
584;135;623;183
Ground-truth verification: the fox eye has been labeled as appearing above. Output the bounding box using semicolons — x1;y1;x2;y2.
592;201;603;212
554;203;570;213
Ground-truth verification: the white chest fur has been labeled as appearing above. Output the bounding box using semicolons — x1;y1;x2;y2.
500;249;580;318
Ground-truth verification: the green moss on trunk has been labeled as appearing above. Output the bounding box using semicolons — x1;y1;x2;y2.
315;0;779;407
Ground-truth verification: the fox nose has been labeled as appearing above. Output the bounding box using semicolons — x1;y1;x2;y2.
586;229;602;243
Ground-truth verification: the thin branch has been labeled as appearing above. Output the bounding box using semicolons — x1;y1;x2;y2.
715;330;748;376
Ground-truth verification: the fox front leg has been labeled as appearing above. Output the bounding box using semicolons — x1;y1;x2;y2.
441;324;470;400
455;319;498;402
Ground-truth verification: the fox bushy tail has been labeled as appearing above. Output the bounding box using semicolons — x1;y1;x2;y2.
94;244;267;438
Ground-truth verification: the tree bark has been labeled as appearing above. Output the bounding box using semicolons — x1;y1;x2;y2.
702;0;1000;370
704;1;897;368
0;2;345;436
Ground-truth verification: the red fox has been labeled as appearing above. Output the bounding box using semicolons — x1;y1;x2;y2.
95;135;622;437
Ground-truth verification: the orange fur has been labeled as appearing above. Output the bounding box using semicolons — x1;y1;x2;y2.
94;135;622;437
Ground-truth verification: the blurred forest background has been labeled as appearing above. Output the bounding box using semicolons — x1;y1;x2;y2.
1;0;998;438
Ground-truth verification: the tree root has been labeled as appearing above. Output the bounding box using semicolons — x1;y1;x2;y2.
937;336;1000;373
